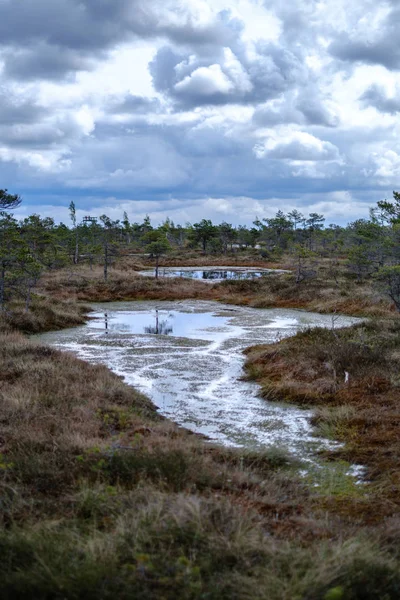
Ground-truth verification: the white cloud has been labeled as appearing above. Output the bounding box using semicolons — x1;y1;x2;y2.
373;150;400;179
1;0;399;226
222;47;253;93
175;64;234;96
254;131;340;162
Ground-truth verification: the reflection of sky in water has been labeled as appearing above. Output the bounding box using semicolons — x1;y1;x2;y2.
38;300;362;461
138;267;286;281
168;270;263;280
91;309;232;340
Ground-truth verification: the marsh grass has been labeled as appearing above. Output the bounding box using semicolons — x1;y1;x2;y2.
312;406;358;441
0;295;90;333
302;460;366;499
40;265;218;302
3;331;400;596
1;254;400;597
1;513;400;599
39;257;393;318
244;318;400;521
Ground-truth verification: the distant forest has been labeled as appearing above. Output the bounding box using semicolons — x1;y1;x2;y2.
2;189;400;310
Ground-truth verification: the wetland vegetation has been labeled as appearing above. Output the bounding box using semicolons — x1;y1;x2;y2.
2;189;400;598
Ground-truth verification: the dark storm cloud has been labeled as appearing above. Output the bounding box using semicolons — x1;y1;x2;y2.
0;90;75;149
360;85;400;114
0;0;218;49
0;99;88;149
0;0;240;81
0;0;136;51
246;41;308;102
65;122;192;191
148;47;184;97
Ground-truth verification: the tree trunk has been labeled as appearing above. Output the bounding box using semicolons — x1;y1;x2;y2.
155;255;159;279
104;241;108;282
0;261;5;309
74;229;79;265
25;283;32;311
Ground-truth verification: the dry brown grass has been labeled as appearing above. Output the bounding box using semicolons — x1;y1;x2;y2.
244;318;400;520
38;259;394;318
2;319;400;595
0;331;304;521
0;295;90;333
155;252;286;269
123;246;285;269
2;256;400;596
0;333;323;596
216;272;393;317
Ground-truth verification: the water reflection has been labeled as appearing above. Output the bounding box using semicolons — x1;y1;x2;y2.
188;270;263;280
138;267;280;281
90;308;230;339
37;300;362;456
104;309;174;336
144;309;174;335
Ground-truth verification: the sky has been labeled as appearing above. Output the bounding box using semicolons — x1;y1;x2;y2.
1;0;399;227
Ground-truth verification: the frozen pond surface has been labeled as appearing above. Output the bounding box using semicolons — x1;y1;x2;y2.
138;266;288;281
38;301;360;461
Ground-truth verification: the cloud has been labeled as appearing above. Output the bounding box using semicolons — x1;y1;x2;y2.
255;131;340;162
328;4;400;70
263;0;322;45
0;0;241;81
372;150;400;180
360;84;400;114
330;36;400;71
0;108;92;150
150;39;307;108
296;92;339;127
0;90;46;125
172;48;254;103
109;95;162;115
2;44;97;81
253;90;339;128
175;64;234;98
0;0;399;228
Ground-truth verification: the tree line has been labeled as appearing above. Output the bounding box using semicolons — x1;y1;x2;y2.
2;189;400;309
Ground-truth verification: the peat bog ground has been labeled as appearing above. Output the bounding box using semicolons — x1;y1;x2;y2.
1;253;400;598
